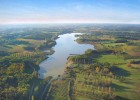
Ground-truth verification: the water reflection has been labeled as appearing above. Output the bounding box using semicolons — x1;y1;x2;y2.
39;33;94;78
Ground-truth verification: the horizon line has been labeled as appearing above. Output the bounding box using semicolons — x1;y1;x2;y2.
1;22;140;26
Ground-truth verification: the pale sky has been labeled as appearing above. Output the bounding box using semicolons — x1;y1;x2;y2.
0;0;140;24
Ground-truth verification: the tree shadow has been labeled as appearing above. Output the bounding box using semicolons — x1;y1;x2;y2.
115;96;130;100
111;83;130;91
110;66;131;77
3;45;12;48
92;54;102;63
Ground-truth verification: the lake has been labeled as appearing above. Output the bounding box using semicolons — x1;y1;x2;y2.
39;33;94;79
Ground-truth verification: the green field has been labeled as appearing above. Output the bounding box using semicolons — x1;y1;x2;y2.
0;24;140;100
47;80;70;100
97;54;126;64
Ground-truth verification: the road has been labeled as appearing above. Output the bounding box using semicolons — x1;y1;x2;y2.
40;78;53;100
28;83;34;100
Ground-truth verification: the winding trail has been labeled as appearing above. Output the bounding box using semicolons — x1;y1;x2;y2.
40;78;53;100
28;83;34;100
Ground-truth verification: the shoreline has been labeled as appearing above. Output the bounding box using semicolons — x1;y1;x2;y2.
38;33;94;79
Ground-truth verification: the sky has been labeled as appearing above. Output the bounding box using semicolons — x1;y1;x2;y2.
0;0;140;24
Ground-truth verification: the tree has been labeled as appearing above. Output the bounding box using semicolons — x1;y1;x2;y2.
95;67;100;73
127;63;132;67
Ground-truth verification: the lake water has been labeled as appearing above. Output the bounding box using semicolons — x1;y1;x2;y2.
39;33;94;79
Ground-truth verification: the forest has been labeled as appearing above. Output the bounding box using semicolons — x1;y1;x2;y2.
0;24;140;100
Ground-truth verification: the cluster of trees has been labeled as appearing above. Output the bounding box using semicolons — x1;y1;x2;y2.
47;80;70;100
0;51;46;67
24;32;58;40
130;60;140;64
0;63;38;100
68;49;97;64
37;41;56;50
0;28;61;100
10;51;44;58
70;63;116;100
